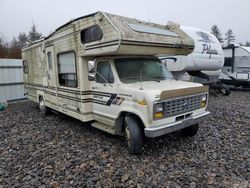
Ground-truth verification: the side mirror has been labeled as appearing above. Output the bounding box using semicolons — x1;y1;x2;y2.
88;74;95;81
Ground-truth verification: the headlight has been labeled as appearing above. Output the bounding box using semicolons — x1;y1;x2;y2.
154;103;164;119
200;94;207;108
155;103;163;112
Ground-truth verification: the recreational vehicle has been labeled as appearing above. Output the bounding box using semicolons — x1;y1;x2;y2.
160;26;230;95
219;44;250;88
22;12;210;154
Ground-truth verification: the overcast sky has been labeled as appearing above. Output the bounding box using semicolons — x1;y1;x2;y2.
0;0;249;43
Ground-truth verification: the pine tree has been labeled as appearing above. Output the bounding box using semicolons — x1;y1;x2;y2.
28;23;42;42
17;32;28;48
224;29;236;46
246;41;250;47
211;25;223;43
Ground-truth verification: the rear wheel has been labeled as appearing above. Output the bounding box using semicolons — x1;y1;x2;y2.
39;97;51;115
181;123;199;137
124;116;144;155
220;85;231;96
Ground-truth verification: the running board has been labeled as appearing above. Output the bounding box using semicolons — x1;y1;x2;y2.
91;121;115;135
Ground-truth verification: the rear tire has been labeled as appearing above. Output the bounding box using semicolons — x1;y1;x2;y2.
39;97;51;115
124;116;144;155
220;85;231;96
181;123;199;137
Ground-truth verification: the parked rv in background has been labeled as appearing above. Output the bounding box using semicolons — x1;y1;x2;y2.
160;26;231;95
219;44;250;89
22;12;210;154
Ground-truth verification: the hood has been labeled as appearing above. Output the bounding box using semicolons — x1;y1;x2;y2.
123;79;202;92
119;79;205;102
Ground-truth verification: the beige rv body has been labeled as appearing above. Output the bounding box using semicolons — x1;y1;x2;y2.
22;12;210;143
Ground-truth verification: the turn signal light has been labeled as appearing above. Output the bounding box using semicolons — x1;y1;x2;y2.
154;112;163;118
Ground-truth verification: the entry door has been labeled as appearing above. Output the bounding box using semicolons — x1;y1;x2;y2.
45;46;57;88
91;61;117;124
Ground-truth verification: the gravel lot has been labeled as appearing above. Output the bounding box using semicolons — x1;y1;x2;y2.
0;91;249;187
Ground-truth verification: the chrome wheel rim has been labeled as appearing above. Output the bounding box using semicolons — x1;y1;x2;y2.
125;126;131;147
221;88;226;94
39;100;45;111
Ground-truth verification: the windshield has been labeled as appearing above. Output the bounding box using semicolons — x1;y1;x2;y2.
114;58;173;83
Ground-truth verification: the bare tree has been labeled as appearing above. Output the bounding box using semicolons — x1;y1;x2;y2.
10;37;21;59
211;25;223;43
0;35;9;58
224;29;236;46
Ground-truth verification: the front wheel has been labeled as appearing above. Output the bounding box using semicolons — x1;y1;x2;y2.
181;123;199;137
39;97;51;115
124;116;144;155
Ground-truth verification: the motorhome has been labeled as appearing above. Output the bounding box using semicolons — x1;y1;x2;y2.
160;26;230;95
219;44;250;88
22;12;210;154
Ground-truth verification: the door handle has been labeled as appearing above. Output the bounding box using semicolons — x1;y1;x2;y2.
92;86;98;90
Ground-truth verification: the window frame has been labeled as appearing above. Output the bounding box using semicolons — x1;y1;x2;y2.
57;51;78;88
22;60;29;74
47;52;53;69
95;61;114;84
80;25;103;44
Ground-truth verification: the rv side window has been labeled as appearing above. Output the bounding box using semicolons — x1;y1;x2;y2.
47;52;52;69
224;57;233;66
23;60;29;74
57;52;77;87
81;25;103;44
96;62;114;83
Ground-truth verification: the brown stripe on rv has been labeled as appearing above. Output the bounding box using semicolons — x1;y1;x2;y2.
160;86;209;100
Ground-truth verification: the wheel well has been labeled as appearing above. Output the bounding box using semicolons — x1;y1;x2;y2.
38;95;43;102
115;112;145;136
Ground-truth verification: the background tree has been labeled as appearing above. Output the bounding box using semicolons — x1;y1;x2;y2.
0;23;43;59
0;35;9;58
9;37;21;59
17;32;28;48
28;23;42;42
224;29;236;46
211;25;223;43
245;41;250;47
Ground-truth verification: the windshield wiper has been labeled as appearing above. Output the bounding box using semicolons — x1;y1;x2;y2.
122;77;140;83
150;76;173;81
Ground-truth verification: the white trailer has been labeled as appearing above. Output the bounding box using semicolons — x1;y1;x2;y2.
22;12;210;154
219;44;250;88
160;26;230;95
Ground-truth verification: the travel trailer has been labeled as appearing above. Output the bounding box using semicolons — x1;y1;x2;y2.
160;26;230;95
22;12;210;154
219;44;250;88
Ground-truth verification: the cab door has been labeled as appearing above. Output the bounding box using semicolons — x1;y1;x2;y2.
91;61;118;124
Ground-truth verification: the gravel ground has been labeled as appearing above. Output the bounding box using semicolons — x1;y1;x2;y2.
0;91;249;188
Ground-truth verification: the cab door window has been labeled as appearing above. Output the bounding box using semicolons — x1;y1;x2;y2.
96;61;114;83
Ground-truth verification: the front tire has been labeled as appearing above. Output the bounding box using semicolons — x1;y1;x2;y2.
124;116;144;155
39;97;51;115
181;123;199;137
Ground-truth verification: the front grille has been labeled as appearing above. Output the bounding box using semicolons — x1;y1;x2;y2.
164;94;202;117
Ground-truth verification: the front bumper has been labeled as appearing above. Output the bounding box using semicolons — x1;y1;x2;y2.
144;111;210;138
